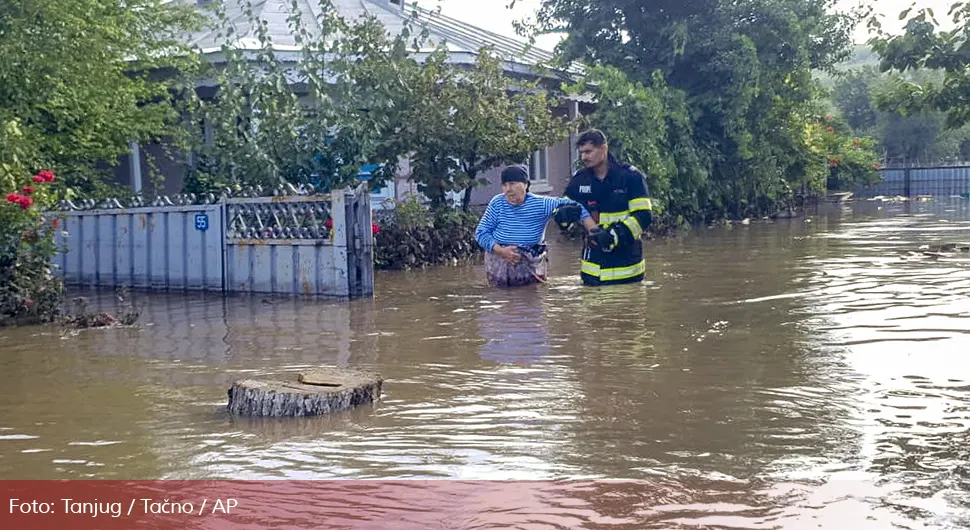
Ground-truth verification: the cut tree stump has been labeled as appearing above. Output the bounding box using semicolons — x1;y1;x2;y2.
226;366;383;417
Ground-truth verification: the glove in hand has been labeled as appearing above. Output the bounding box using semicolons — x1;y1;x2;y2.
553;203;582;229
588;227;618;251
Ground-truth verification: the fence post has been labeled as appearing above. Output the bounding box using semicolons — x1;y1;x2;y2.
344;183;374;298
331;189;350;297
357;184;374;297
904;166;912;197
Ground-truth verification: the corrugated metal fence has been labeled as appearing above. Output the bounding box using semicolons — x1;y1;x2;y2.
853;166;970;198
50;184;373;298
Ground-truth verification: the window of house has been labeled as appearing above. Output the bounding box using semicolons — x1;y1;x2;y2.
529;147;551;192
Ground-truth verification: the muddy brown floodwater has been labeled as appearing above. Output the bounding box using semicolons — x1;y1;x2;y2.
2;198;970;529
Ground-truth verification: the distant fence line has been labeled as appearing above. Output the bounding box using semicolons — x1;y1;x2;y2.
851;165;970;198
49;184;374;298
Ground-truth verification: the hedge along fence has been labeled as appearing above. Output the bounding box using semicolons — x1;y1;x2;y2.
372;196;481;270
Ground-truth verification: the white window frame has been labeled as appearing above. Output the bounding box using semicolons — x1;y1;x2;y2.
529;147;552;193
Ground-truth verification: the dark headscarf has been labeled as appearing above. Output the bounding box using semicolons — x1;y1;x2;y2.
501;165;530;190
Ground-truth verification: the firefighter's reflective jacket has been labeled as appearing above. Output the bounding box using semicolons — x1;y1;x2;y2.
564;155;653;286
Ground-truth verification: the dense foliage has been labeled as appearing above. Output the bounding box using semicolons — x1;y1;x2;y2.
525;0;880;221
182;0;568;210
0;0;202;324
0;0;203;198
373;197;479;270
868;3;970;129
829;64;970;165
0;163;62;325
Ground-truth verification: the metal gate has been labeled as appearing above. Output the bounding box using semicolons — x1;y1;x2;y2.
51;184;373;298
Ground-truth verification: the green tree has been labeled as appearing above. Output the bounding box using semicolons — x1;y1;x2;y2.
868;2;970;128
0;0;204;197
1;0;203;324
392;47;569;210
184;0;568;211
832;66;879;131
829;66;970;164
523;0;871;220
563;66;704;222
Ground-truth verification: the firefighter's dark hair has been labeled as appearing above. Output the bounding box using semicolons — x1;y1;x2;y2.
576;128;607;148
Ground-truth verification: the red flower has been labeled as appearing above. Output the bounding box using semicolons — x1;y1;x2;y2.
32;175;45;183
18;196;33;209
371;222;380;235
36;170;55;182
52;219;60;229
325;218;333;230
22;186;34;194
5;192;19;203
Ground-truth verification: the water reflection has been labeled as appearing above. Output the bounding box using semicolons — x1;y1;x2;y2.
780;199;970;527
1;198;969;528
475;288;552;365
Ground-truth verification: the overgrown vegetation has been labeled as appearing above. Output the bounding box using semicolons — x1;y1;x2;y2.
0;0;204;200
181;0;568;211
816;4;970;166
0;163;63;326
525;0;881;223
868;3;970;129
373;197;479;270
0;0;203;325
827;61;970;165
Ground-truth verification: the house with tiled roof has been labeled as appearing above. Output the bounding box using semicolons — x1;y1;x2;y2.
117;0;593;206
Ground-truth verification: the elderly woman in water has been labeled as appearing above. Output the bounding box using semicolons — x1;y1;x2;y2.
474;165;597;287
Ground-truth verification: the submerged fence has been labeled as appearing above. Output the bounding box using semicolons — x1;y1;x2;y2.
852;166;970;198
49;184;374;298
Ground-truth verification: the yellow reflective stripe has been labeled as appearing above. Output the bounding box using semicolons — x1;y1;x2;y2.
622;216;643;239
580;260;645;280
598;211;629;224
629;198;652;212
601;260;645;280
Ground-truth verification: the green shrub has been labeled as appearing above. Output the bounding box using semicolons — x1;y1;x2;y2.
374;196;481;270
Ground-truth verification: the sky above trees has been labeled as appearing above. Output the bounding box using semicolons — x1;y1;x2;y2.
411;0;957;51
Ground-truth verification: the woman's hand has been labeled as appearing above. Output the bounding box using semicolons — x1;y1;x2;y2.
492;244;521;264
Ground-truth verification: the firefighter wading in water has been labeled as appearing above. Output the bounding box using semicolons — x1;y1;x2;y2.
557;129;654;286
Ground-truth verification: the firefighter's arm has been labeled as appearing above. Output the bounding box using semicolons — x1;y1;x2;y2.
559;177;598;232
610;171;653;247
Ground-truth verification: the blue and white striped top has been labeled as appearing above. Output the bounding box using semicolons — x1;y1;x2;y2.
475;193;591;252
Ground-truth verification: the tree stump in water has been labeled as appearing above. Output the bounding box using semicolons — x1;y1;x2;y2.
226;366;383;417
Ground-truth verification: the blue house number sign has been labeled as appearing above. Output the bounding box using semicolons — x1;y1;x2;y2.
194;213;209;231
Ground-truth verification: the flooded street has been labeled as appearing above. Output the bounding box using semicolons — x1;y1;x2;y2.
2;198;970;529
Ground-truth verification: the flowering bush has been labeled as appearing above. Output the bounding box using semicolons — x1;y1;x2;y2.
815;115;881;191
0;169;64;325
793;114;881;195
